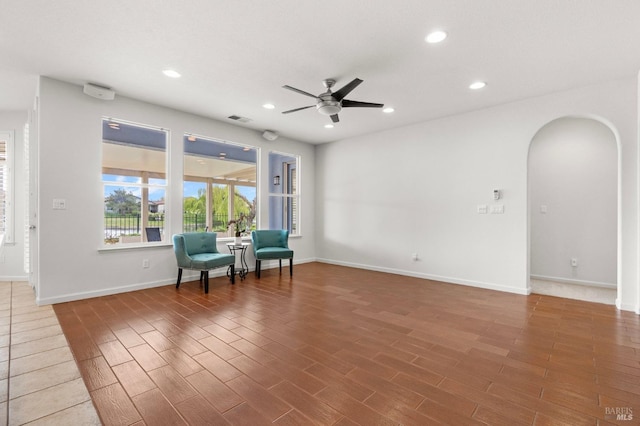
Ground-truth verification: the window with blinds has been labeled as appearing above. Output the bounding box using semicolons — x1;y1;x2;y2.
0;131;13;243
23;123;30;273
268;151;300;235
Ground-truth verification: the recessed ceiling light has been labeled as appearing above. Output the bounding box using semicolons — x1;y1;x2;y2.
324;124;334;129
242;147;250;151
469;81;487;90
219;152;226;156
425;30;447;44
383;107;395;113
162;69;181;78
187;135;197;142
263;103;275;109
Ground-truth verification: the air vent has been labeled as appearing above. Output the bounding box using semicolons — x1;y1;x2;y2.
227;115;252;123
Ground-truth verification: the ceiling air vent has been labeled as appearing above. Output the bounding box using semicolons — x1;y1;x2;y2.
227;115;252;123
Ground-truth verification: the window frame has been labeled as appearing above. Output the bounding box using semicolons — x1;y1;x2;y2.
0;131;14;244
100;118;169;248
268;150;300;236
182;134;258;237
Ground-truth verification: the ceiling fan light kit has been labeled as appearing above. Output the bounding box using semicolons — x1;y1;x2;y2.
282;77;383;123
316;100;341;116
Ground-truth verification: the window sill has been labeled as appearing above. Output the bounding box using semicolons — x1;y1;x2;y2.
98;234;301;252
98;242;173;252
218;234;302;241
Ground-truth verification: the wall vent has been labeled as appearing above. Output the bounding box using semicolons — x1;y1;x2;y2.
227;115;252;123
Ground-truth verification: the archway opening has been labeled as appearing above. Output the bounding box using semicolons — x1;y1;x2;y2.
528;117;618;304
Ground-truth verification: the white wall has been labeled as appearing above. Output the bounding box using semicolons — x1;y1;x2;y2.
35;77;315;304
529;117;617;286
315;78;638;312
0;111;28;281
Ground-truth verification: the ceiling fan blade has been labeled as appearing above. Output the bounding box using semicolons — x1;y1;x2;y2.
282;85;319;99
332;78;363;101
282;105;315;114
342;99;384;108
330;114;340;123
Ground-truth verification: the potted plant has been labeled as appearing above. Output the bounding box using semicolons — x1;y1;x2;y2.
228;214;246;245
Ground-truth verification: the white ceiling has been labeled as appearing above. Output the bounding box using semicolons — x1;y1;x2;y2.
2;1;640;144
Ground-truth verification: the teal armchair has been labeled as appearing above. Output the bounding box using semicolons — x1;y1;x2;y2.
172;232;235;293
251;230;294;278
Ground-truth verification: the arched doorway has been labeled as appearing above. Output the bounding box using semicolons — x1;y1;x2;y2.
528;117;618;304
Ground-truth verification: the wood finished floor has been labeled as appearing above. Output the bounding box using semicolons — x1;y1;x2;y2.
53;263;640;425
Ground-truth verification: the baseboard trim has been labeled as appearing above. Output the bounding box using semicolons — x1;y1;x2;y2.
36;257;318;305
530;274;616;289
36;278;178;305
616;298;639;313
0;275;29;282
316;258;529;295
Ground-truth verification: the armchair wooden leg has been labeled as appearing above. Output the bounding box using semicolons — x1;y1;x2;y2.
204;271;209;294
279;259;282;274
176;268;183;288
289;258;293;277
230;265;235;284
256;260;261;278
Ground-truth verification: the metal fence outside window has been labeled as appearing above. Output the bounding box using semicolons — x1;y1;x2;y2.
104;213;231;235
183;213;229;232
104;213;238;240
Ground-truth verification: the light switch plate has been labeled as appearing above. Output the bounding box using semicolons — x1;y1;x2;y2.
477;205;488;214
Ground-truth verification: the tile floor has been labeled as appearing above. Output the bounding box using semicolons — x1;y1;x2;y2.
0;281;100;426
530;278;616;305
52;263;640;425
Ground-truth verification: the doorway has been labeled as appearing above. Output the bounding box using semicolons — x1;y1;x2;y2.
528;117;618;304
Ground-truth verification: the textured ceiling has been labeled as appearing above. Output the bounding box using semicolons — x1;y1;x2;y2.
1;1;640;144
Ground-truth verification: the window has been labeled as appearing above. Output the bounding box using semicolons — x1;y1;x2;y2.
0;131;13;243
183;135;256;235
102;119;167;245
269;151;299;235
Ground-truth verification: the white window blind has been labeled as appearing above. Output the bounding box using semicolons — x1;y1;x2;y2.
23;123;30;273
0;140;6;233
0;131;12;243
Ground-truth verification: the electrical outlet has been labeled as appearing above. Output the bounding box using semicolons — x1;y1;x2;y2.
412;253;419;261
490;204;505;214
52;198;66;210
571;258;578;267
142;259;150;268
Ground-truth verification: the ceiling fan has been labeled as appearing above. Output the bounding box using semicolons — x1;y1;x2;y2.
281;78;384;123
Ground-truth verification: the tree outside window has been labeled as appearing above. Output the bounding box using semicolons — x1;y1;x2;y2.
183;135;256;235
